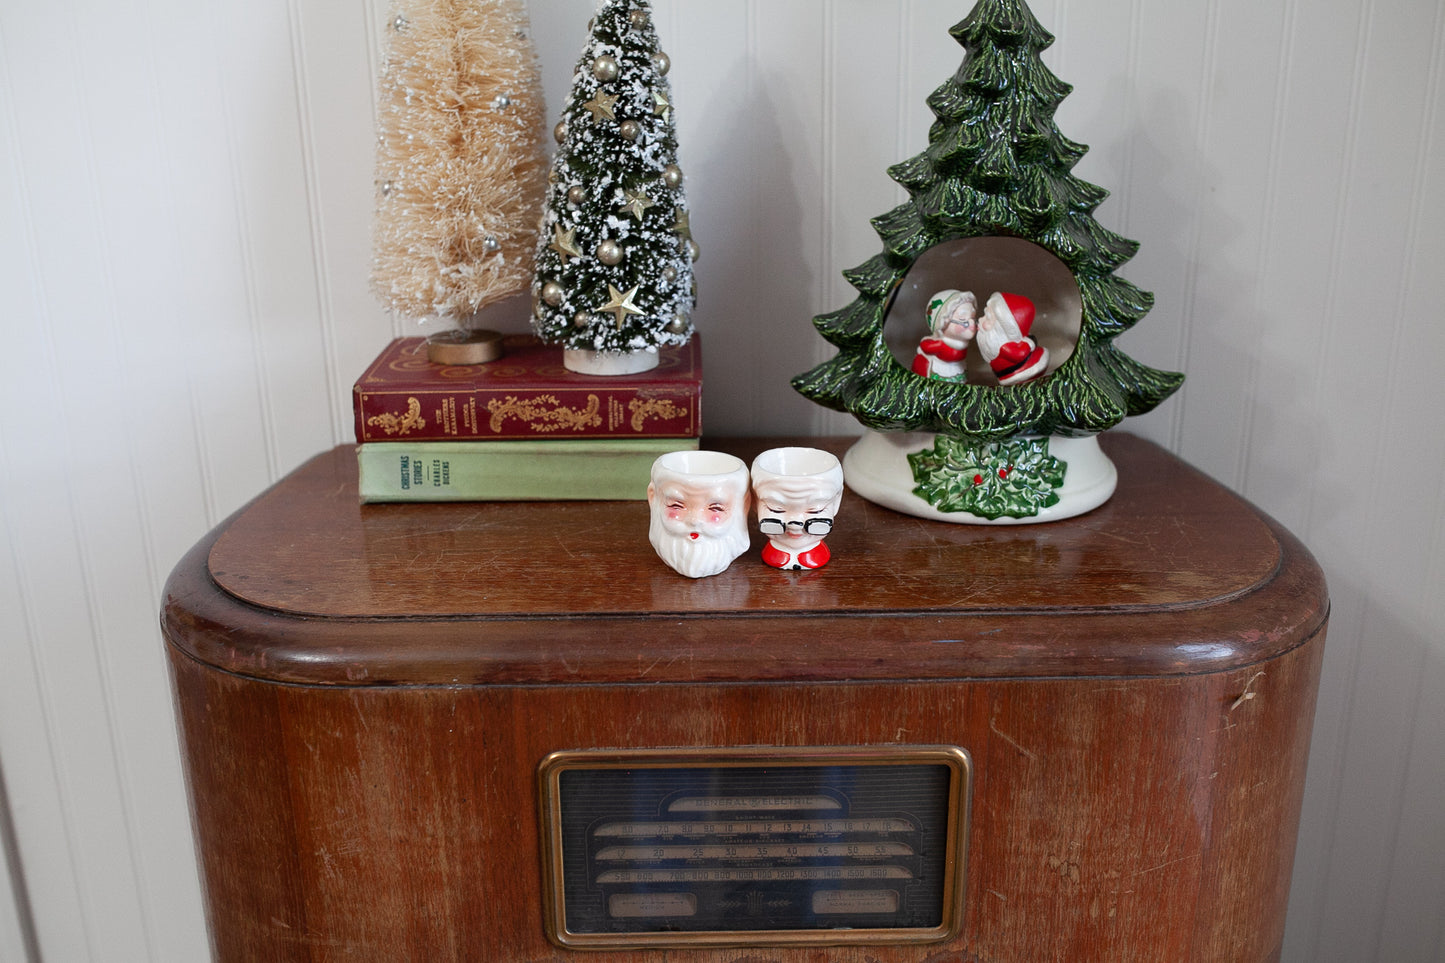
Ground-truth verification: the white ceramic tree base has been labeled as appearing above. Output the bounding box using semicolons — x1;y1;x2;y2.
563;347;660;376
843;430;1117;525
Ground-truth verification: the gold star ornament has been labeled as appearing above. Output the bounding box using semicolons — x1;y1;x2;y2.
600;284;644;329
617;188;656;221
548;224;584;262
582;91;619;122
652;90;672;122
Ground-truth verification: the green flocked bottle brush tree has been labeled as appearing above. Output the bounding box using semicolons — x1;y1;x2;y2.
531;0;697;375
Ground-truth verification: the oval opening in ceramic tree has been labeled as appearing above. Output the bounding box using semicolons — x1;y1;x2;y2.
885;236;1081;386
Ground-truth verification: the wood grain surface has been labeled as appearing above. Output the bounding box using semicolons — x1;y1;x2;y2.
164;433;1329;962
167;434;1324;686
169;638;1323;963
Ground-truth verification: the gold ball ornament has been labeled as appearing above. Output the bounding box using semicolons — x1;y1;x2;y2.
662;266;678;282
652;51;671;76
629;9;649;28
597;239;624;265
667;316;689;335
663;165;683;189
619;120;641;141
592;55;619;83
482;235;501;255
553;120;567;143
542;282;565;306
573;311;591;329
687;239;701;262
566;186;587;205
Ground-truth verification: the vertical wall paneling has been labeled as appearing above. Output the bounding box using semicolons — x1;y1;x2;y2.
1299;0;1445;956
65;3;213;957
285;0;342;441
1373;30;1445;955
144;0;276;519
1231;0;1356;540
215;0;340;482
0;0;157;957
0;17;92;959
2;2;1445;961
1172;0;1293;489
731;0;829;436
1100;0;1211;452
663;0;755;434
1227;0;1298;495
301;0;400;438
815;1;907;437
0;486;75;963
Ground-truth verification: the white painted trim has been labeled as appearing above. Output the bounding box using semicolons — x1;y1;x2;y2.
0;766;38;963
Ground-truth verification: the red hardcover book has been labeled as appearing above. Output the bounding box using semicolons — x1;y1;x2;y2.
353;334;702;442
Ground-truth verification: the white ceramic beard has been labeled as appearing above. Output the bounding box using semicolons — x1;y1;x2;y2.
648;510;751;579
976;315;1016;359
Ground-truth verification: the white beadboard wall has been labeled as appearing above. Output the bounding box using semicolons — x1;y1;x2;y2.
1;0;1442;959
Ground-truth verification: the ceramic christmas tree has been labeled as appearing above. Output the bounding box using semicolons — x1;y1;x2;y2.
372;0;548;363
793;0;1183;524
532;0;697;376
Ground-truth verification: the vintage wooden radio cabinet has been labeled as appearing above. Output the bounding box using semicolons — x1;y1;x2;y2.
163;433;1327;961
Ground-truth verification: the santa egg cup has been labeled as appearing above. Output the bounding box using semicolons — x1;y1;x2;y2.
646;450;752;579
750;447;845;571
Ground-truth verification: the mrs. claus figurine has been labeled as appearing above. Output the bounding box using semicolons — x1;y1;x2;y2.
913;289;979;383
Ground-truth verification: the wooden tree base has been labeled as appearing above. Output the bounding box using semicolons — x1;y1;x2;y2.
425;328;504;365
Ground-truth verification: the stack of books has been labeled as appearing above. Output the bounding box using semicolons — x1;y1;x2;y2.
352;334;701;502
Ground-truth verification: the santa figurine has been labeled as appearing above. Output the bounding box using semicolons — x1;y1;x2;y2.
978;291;1049;386
912;289;978;383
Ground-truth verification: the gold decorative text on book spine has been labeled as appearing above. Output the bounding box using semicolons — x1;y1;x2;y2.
366;397;427;436
629;397;686;432
487;394;604;433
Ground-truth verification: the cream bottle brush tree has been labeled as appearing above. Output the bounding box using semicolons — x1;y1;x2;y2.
532;0;697;375
371;0;548;354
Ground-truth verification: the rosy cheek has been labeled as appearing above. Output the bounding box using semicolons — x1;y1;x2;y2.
707;512;727;525
667;509;685;521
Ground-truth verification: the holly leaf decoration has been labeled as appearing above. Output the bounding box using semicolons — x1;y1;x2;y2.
909;436;1067;519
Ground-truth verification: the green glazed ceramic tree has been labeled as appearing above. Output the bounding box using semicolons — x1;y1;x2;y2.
792;0;1183;446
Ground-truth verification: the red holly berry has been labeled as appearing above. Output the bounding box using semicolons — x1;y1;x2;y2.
973;474;984;485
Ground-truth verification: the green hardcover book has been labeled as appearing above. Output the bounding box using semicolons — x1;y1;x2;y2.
357;437;699;503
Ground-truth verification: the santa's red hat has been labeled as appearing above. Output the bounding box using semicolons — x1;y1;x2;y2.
987;292;1035;337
